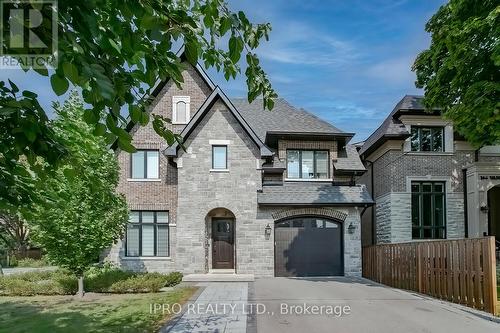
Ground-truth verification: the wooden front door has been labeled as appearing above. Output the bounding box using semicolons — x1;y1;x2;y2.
212;218;234;269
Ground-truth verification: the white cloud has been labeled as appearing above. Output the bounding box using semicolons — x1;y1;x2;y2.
365;56;417;84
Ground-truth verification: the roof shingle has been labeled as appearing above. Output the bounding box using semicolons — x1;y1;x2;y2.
257;182;374;206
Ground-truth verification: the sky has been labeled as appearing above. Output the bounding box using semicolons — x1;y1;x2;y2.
0;0;447;141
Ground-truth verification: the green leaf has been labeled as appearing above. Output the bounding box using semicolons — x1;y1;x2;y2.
108;38;121;54
184;40;198;65
63;62;79;83
83;109;99;124
8;79;19;93
22;90;38;99
139;111;149;126
50;74;69;96
117;138;137;153
229;36;244;63
219;17;232;35
93;123;107;136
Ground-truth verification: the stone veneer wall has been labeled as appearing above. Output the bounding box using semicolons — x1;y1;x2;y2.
375;191;465;243
175;99;263;274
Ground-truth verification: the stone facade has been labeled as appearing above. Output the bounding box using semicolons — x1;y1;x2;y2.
361;141;496;246
106;64;365;277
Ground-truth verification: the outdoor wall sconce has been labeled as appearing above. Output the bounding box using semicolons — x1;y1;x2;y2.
265;224;272;240
480;204;489;213
347;223;356;234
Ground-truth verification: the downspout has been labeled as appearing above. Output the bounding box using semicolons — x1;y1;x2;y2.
365;159;375;245
463;168;468;238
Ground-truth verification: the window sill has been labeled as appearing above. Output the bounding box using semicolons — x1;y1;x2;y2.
285;178;333;182
406;151;453;156
210;169;229;173
172;122;189;125
127;178;162;182
122;256;172;260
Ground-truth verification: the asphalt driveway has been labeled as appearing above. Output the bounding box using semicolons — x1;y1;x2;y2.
251;277;500;333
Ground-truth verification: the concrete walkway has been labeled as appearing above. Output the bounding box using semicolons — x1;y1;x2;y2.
252;277;500;333
1;266;57;275
162;282;250;333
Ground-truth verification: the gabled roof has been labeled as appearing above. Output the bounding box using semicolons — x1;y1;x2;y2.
110;49;215;150
231;98;353;143
257;183;374;206
359;95;441;158
164;87;274;157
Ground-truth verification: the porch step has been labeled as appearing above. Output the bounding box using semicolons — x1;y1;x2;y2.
183;273;255;282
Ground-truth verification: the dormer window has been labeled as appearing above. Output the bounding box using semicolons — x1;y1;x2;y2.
286;150;329;179
410;127;443;152
172;96;190;124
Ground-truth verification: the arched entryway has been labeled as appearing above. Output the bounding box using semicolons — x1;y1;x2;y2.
205;208;235;270
487;185;500;245
274;215;343;277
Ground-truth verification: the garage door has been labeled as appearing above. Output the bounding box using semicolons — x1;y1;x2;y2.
274;217;343;277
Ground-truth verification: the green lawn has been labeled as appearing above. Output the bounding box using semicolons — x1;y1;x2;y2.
0;287;197;333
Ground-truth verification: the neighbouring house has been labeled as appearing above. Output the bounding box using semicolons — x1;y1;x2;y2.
357;95;500;247
104;53;373;277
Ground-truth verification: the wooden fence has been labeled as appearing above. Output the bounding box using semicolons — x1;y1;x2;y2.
362;237;498;314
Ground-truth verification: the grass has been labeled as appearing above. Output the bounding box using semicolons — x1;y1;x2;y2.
0;286;197;333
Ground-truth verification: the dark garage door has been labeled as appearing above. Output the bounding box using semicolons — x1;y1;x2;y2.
275;217;343;277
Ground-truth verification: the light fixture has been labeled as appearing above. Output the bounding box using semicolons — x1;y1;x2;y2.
265;224;272;239
347;223;356;234
480;204;489;213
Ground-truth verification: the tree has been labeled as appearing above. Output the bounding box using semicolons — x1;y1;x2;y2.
1;0;276;209
30;93;129;297
412;0;500;148
0;212;31;258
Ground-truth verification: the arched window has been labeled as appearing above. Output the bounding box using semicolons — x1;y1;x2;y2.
172;96;190;124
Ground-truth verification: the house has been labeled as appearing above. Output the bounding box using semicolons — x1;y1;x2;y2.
104;55;373;277
357;95;500;247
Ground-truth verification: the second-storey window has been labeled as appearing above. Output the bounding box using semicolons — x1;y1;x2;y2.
212;145;227;169
411;127;444;152
126;211;169;257
131;150;159;179
287;150;329;179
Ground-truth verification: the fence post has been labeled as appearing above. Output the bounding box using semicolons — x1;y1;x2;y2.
484;237;498;315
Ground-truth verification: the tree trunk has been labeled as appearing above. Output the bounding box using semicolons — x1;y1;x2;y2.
0;264;3;276
77;275;84;297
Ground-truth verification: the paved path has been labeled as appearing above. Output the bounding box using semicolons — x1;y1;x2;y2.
163;282;250;333
252;277;500;333
1;266;57;275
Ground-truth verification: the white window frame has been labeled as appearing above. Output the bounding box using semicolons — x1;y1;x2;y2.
172;96;191;124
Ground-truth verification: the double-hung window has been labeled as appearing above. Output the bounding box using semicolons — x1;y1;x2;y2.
411;182;446;239
131;150;159;179
126;211;169;257
286;150;329;179
410;127;444;152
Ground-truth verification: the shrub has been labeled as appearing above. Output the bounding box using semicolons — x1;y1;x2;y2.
109;273;166;293
16;258;50;268
85;264;135;293
0;270;77;296
165;272;183;287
